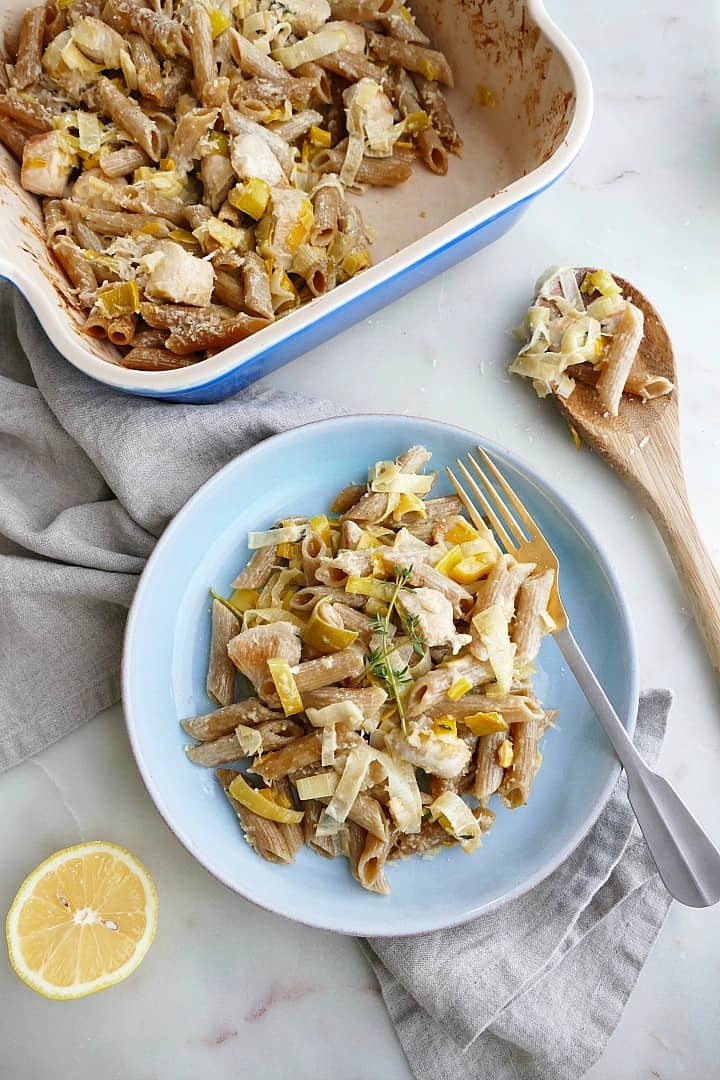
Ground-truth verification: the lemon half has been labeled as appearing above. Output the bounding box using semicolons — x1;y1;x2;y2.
6;841;158;1000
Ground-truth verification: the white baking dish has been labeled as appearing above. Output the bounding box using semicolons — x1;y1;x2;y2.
0;0;592;402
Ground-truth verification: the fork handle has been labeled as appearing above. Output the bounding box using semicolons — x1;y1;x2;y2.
554;626;720;907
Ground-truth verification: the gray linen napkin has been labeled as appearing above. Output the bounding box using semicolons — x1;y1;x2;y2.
0;283;343;771
1;286;673;1080
363;689;673;1080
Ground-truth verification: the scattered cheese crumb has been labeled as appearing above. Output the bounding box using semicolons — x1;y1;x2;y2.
638;434;650;449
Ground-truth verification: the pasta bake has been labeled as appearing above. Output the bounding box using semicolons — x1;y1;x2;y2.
182;446;557;894
0;0;460;370
510;267;674;416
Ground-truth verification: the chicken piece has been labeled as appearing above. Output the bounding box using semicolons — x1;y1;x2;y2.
385;717;472;779
230;132;286;187
227;622;302;701
325;20;365;53
141;241;215;307
399;587;471;655
21;132;76;197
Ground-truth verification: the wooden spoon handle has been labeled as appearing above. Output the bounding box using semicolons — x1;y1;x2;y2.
642;482;720;680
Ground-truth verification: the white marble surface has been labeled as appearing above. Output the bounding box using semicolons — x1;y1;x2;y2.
3;1;720;1077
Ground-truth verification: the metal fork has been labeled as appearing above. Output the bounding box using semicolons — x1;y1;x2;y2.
447;446;720;908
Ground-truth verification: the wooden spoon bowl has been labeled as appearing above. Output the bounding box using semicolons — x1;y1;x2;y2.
548;268;720;680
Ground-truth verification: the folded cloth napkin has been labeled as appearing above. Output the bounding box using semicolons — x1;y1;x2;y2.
0;283;343;771
363;689;673;1080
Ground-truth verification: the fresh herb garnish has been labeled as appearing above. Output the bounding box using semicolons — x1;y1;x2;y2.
364;565;424;735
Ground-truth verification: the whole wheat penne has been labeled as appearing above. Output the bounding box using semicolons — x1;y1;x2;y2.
231;74;314;112
499;720;541;808
392;67;447;174
127;33;163;103
213;268;245;312
472;731;505;801
188;3;214;100
381;9;430;45
596;301;645;416
120;186;187;227
425;691;545;725
288;644;365;695
157;58;193;108
241;252;274;320
231;545;278;590
301;684;387;716
0;117;28;161
230;28;291;83
97;76;162;160
565;363;673;402
407;663;494;717
314;142;412;186
331;483;366;513
252;727;363;782
346;820;366;883
0;89;53;131
207;597;240;706
293;61;332;104
355;825;391;893
411;73;462;152
84;307;111;338
316;49;390;90
106;313;137;345
12;6;45;90
182;698;279;741
290;586;365;613
300;529;330;584
138;302;270;354
103;0;189;59
252;717;306;751
303;799;337;857
42;198;71;240
470;556;536;627
512;569;554;668
311;182;341;247
389;818;455;859
330;0;395;20
44;2;67;41
270;109;323;143
368;31;453;87
99;144;151;177
51;236;98;302
78;206;173;237
129;328;168;348
186;731;241;766
217;769;304;864
120;347;198;371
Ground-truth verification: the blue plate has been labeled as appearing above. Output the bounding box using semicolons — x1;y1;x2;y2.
122;415;637;936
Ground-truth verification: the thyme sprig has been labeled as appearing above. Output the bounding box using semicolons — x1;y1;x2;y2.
365;565;424;735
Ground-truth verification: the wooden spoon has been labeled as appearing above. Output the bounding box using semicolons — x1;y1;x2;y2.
548;268;720;680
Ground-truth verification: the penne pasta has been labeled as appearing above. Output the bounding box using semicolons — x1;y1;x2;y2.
499;720;541;808
412;73;463;152
512;570;555;668
97;76;161;161
217;769;304;864
119;347;198;371
13;6;45;90
207;598;240;706
241;252;274;320
367;31;454;87
187;447;555;892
